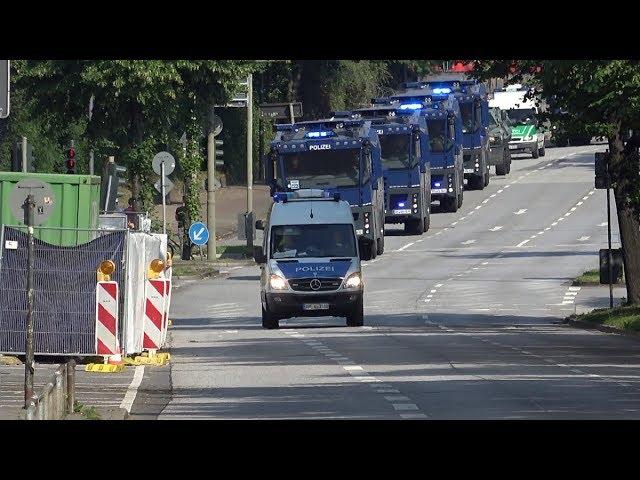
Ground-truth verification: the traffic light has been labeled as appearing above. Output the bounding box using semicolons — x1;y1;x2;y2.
594;151;610;189
100;157;128;212
66;146;76;174
215;139;224;169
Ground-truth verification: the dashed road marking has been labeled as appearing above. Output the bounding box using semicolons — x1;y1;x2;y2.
516;239;530;247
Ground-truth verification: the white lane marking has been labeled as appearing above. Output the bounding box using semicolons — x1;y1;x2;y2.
392;404;420;411
598;222;608;227
489;226;503;232
430;289;437;293
400;413;428;419
451;221;458;226
490;194;497;198
578;236;591;241
444;228;450;231
564;291;578;296
577;202;583;206
537;231;544;235
376;389;401;394
583;196;589;200
461;239;476;245
497;189;504;193
545;227;551;231
475;206;482;210
355;376;379;382
343;366;364;371
290;334;305;338
588;191;595;195
516;239;530;247
426;295;433;298
568;287;582;291
482;261;489;265
397;242;415;252
551;222;558;226
530;235;537;239
119;366;145;413
514;209;527;215
385;395;411;402
505;185;511;189
436;231;442;235
459;217;467;221
565;212;572;217
482;199;489;204
425;299;431;302
571;207;577;212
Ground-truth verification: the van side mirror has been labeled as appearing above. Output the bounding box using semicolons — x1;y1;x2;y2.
255;219;266;230
253;246;266;264
419;164;426;173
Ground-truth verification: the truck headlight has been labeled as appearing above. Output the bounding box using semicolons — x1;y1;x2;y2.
489;136;496;143
344;273;362;289
525;135;533;141
269;274;288;290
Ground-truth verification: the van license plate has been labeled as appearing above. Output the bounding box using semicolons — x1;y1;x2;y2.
509;144;518;150
464;168;475;173
303;303;329;311
392;209;412;215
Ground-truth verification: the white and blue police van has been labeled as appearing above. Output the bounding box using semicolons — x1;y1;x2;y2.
253;189;364;329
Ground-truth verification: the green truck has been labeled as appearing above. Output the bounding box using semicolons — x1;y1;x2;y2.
0;172;101;246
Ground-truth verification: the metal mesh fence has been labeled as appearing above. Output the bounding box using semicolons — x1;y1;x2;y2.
0;226;126;355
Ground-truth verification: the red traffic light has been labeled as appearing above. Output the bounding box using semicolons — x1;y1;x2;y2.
66;159;76;169
68;147;76;159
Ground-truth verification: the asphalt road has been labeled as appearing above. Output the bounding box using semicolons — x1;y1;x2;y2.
159;145;640;419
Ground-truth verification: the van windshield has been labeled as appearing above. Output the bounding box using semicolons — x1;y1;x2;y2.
271;224;356;259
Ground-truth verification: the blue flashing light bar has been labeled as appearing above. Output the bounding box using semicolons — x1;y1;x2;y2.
398;202;405;207
398;103;423;110
434;182;441;188
306;130;335;138
432;87;451;95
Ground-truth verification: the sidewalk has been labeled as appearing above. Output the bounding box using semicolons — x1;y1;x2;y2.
575;284;627;315
155;185;272;241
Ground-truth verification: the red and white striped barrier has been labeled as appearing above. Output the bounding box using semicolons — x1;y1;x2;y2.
161;279;172;346
143;279;166;351
95;281;119;355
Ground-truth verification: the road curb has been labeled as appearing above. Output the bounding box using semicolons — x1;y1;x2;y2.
563;318;640;340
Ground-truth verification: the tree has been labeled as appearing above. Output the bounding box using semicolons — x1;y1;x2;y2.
472;60;640;304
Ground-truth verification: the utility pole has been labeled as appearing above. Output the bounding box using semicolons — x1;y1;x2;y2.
246;74;254;249
207;107;217;260
606;154;613;308
21;136;27;172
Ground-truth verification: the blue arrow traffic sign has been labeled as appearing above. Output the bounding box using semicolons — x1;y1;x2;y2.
188;222;210;246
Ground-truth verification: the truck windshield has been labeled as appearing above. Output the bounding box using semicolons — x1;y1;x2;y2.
379;133;413;170
282;149;360;188
460;102;477;133
427;119;452;152
507;108;537;125
270;224;357;259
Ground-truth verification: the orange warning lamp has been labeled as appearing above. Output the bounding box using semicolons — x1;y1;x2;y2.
97;260;116;282
148;258;165;279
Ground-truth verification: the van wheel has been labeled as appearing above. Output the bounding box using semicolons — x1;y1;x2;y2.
404;218;423;235
532;147;539;159
262;305;279;329
457;186;464;209
496;149;508;175
423;214;430;232
539;146;546;157
346;297;364;327
483;168;490;187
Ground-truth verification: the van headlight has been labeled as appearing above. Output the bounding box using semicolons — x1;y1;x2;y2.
269;274;288;290
343;273;363;289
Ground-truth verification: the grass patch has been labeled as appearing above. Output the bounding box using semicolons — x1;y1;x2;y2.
572;268;625;286
568;304;640;333
171;262;219;278
73;400;101;420
217;245;252;257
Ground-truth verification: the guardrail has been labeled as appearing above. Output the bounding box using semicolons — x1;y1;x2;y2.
25;360;76;420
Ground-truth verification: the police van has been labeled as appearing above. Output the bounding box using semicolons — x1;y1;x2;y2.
253;189;364;329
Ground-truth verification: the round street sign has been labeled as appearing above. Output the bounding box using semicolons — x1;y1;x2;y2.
213;115;223;137
188;222;209;246
152;151;176;176
9;180;55;226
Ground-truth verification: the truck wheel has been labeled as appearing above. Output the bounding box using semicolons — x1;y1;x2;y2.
346;297;364;327
496;149;508;175
539;146;546;157
442;196;458;213
457;184;464;209
262;305;279;329
370;239;377;260
423;214;430;232
377;233;385;255
468;175;484;190
532;147;539;159
483;167;490;187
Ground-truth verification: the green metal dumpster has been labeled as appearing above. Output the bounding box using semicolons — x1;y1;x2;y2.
0;172;101;246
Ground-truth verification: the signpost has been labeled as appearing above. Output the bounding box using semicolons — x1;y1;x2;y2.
595;151;614;308
12;179;55;408
0;60;9;119
152;152;176;235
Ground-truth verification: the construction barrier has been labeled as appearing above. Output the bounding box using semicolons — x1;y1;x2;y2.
0;225;172;359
